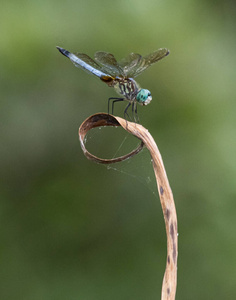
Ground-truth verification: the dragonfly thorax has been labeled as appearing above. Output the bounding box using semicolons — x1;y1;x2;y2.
113;78;138;100
113;78;152;106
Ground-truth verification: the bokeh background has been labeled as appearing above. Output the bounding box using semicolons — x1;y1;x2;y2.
1;0;236;299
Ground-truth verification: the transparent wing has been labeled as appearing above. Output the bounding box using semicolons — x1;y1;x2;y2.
94;51;125;77
73;52;114;79
118;53;142;77
125;48;170;78
73;52;103;72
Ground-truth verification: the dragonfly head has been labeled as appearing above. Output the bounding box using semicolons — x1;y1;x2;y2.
136;89;152;106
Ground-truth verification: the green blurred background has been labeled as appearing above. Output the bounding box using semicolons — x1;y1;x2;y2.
1;0;236;299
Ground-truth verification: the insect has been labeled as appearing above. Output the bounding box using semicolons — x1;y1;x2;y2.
56;46;169;121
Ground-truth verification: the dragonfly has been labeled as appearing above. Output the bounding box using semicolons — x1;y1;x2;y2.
56;46;169;121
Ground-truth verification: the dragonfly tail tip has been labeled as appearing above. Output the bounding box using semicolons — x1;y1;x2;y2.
56;46;70;58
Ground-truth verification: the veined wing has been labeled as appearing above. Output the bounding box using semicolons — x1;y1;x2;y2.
125;48;169;78
94;52;125;77
118;53;142;77
56;47;113;80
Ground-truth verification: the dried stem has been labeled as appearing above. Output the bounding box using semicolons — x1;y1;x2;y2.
79;113;178;300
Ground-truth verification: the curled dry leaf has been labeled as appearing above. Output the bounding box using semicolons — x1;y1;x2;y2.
78;113;144;164
79;113;178;300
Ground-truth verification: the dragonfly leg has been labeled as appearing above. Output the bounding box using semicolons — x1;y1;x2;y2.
108;97;124;115
124;102;131;120
131;102;135;121
130;101;139;123
134;102;140;123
